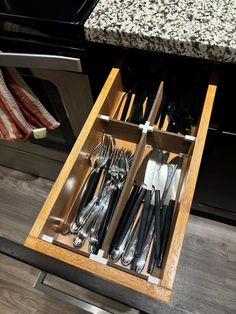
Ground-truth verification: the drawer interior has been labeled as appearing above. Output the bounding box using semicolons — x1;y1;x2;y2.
42;120;142;254
25;60;218;303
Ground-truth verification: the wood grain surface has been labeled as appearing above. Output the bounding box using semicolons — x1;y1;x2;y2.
0;165;53;243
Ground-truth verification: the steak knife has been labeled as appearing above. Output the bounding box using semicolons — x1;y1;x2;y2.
157;157;182;268
135;149;164;258
109;152;152;255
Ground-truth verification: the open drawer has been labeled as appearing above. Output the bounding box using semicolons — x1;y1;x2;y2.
25;63;218;305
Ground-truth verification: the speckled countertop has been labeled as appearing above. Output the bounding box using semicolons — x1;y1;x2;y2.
84;0;236;63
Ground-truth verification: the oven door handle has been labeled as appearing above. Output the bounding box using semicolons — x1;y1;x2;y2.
0;52;82;72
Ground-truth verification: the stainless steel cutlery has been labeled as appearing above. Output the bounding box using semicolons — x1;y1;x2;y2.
69;132;182;274
70;134;133;254
109;150;182;273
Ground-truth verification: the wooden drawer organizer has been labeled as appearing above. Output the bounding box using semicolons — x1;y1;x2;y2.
25;66;218;303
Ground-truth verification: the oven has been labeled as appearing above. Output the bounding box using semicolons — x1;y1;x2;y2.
0;0;98;180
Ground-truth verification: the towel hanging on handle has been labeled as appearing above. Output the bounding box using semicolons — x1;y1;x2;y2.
0;101;23;140
5;67;60;129
0;68;33;137
0;67;60;141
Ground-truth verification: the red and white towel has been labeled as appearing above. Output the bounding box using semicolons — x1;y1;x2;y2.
0;67;60;141
0;102;23;140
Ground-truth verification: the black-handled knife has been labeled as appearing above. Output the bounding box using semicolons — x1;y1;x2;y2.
157;200;175;268
157;157;182;268
113;187;146;251
109;184;140;254
135;189;152;258
109;151;153;254
135;150;164;258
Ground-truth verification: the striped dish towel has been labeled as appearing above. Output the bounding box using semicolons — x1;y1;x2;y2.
5;67;60;129
0;102;23;140
0;67;60;141
0;68;33;138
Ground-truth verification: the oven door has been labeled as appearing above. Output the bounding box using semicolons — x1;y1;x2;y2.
0;38;93;180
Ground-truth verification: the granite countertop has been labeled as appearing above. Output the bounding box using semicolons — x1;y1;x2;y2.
84;0;236;63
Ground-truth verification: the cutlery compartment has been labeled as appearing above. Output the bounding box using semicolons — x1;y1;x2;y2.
90;66;162;124
103;132;192;279
107;54;211;137
25;63;218;303
36;118;144;256
151;60;210;136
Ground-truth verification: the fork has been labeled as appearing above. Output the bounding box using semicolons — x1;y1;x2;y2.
70;134;113;233
89;148;133;254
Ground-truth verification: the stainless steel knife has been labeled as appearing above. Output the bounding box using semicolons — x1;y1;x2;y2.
157;156;182;268
109;152;152;256
135;149;164;258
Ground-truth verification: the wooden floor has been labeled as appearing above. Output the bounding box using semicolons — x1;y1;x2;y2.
0;165;235;314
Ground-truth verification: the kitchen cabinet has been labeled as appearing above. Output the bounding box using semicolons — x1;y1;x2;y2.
192;64;236;225
0;0;235;312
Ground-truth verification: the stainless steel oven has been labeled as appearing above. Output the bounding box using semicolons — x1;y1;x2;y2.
0;0;97;179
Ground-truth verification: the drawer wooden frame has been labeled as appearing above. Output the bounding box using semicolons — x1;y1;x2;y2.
25;67;217;303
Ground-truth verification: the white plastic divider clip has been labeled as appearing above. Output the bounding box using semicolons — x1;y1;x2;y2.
184;134;196;141
147;275;161;285
138;121;153;134
98;114;110;122
89;249;108;265
33;127;47;139
41;234;54;243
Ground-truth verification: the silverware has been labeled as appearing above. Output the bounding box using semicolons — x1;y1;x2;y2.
109;224;132;263
147;162;168;273
135;149;164;258
70;134;114;234
73;189;111;247
157;156;182;268
89;148;133;254
109;152;151;255
72;139;133;251
132;217;155;273
121;217;141;266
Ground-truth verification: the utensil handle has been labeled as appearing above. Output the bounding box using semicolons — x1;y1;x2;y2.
108;187;123;225
143;203;155;245
121;217;141;266
121;91;132;121
129;90;147;124
157;200;175;268
154;190;161;258
147;236;156;274
93;188;118;254
147;190;161;274
75;169;102;221
135;189;151;258
98;156;113;199
114;187;146;250
109;185;139;253
161;204;168;233
132;217;155;273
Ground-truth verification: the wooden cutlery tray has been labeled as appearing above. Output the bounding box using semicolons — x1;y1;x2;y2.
25;65;218;303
